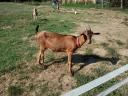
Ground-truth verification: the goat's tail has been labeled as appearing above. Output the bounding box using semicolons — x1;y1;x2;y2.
36;25;39;34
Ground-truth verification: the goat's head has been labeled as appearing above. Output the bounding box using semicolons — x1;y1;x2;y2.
82;26;100;44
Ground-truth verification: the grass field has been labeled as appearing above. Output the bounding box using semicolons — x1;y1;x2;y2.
0;2;128;96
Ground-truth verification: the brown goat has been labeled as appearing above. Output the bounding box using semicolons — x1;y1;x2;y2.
35;25;100;75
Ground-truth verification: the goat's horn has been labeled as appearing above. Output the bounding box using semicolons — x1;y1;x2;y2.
84;25;88;31
85;26;88;31
88;24;91;31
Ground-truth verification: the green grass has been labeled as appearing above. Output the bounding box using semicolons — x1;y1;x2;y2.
74;73;120;96
74;67;128;96
8;85;23;96
32;18;75;34
0;2;128;96
85;48;93;55
109;84;128;96
74;73;96;87
30;65;45;72
0;3;75;95
0;3;75;75
105;47;119;57
46;52;55;63
47;92;60;96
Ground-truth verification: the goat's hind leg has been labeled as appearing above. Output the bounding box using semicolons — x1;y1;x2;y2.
67;51;73;76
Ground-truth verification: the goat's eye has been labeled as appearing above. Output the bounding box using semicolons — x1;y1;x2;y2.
88;32;91;35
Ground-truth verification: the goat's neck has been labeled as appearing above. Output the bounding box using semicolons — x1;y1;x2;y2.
77;34;87;47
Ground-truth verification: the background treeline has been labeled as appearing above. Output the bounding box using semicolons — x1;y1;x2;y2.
0;0;128;8
110;0;128;7
0;0;49;2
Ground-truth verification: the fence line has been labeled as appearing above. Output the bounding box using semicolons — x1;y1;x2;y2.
97;77;128;96
62;64;128;96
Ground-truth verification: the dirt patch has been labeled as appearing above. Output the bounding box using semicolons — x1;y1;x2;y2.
93;48;108;57
121;16;128;26
118;49;128;57
36;64;76;91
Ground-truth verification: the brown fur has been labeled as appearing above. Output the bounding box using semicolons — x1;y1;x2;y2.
35;25;100;75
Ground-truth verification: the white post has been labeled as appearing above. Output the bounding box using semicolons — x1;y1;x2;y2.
75;0;77;4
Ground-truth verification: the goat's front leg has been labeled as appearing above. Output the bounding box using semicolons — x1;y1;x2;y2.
37;49;42;64
67;51;73;76
37;49;45;66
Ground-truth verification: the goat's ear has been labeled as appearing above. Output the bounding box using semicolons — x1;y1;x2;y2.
83;29;88;35
80;33;84;36
80;31;86;35
93;33;100;35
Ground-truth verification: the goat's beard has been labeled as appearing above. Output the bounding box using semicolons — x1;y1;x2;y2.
87;36;92;44
88;40;91;44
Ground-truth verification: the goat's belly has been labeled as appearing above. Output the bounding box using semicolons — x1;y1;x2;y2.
50;48;65;52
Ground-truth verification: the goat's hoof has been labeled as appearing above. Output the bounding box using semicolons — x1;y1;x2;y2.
36;61;41;65
40;64;47;69
38;61;44;65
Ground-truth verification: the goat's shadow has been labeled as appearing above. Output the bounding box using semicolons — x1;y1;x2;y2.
46;54;119;73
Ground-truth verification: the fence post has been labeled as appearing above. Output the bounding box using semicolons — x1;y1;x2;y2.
121;0;123;9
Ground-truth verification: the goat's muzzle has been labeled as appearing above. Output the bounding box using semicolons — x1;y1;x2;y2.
88;41;91;44
93;33;100;35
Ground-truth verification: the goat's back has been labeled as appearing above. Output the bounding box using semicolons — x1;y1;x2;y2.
36;32;77;52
